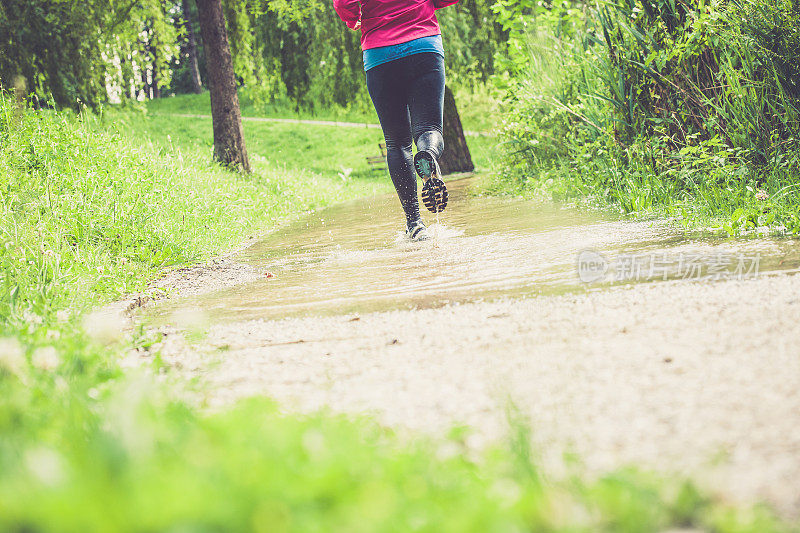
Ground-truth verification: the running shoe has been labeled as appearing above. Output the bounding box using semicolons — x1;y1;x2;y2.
414;150;448;213
406;219;430;241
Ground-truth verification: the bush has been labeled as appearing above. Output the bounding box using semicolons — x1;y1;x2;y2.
493;0;800;233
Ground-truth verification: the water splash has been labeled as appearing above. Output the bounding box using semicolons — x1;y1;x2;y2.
147;177;800;324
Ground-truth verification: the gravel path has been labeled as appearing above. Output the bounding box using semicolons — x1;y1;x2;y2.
153;270;800;517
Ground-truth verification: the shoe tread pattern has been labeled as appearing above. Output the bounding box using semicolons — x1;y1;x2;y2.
421;177;448;213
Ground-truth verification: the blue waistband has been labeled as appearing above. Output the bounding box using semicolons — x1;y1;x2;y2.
363;34;444;71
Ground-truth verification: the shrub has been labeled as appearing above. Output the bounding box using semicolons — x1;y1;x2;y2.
493;0;800;233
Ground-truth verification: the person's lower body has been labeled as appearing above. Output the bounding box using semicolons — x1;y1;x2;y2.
365;52;446;238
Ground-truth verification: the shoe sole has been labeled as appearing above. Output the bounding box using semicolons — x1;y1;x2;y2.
421;178;448;213
414;151;448;214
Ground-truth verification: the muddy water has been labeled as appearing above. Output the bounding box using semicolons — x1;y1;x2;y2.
152;177;800;322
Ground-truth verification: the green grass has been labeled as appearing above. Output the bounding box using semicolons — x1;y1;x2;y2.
0;94;795;531
146;86;500;134
117;98;498;178
147;90;378;124
1;101;389;327
489;9;800;235
490;131;800;235
117;106;389;179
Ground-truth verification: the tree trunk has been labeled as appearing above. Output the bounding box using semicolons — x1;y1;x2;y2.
152;45;161;99
182;0;203;94
438;85;474;175
140;25;153;100
140;60;150;99
195;0;250;172
119;55;135;100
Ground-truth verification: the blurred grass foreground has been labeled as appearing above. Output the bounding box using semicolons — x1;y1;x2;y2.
0;95;793;532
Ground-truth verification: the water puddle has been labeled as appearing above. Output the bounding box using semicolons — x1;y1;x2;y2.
150;177;800;323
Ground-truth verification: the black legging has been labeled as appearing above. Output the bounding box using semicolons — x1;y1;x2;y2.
365;52;445;227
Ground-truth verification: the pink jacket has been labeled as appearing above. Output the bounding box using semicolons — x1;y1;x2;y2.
333;0;458;50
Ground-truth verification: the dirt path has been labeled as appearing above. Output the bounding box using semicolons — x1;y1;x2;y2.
147;269;800;517
130;178;800;517
166;113;487;137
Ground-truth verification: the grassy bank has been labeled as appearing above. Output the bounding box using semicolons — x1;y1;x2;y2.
1;100;388;328
490;0;800;235
0;95;794;531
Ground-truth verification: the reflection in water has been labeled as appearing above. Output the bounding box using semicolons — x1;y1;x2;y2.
151;177;800;323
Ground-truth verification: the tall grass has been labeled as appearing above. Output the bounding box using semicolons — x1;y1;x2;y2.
0;94;386;332
492;0;800;234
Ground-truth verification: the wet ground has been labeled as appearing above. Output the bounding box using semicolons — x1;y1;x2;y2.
143;176;800;517
150;176;800;322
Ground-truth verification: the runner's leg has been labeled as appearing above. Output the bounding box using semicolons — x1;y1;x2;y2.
366;60;421;228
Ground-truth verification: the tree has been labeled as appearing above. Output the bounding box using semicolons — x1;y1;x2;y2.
182;0;203;93
0;1;107;109
439;86;474;174
195;0;250;172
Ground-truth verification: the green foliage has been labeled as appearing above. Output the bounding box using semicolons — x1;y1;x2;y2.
493;0;800;233
437;0;508;86
209;0;504;112
738;0;800;102
0;91;794;533
1;0;504;111
224;0;259;87
0;93;386;332
0;0;179;109
0;0;108;108
170;0;210;93
4;372;789;532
